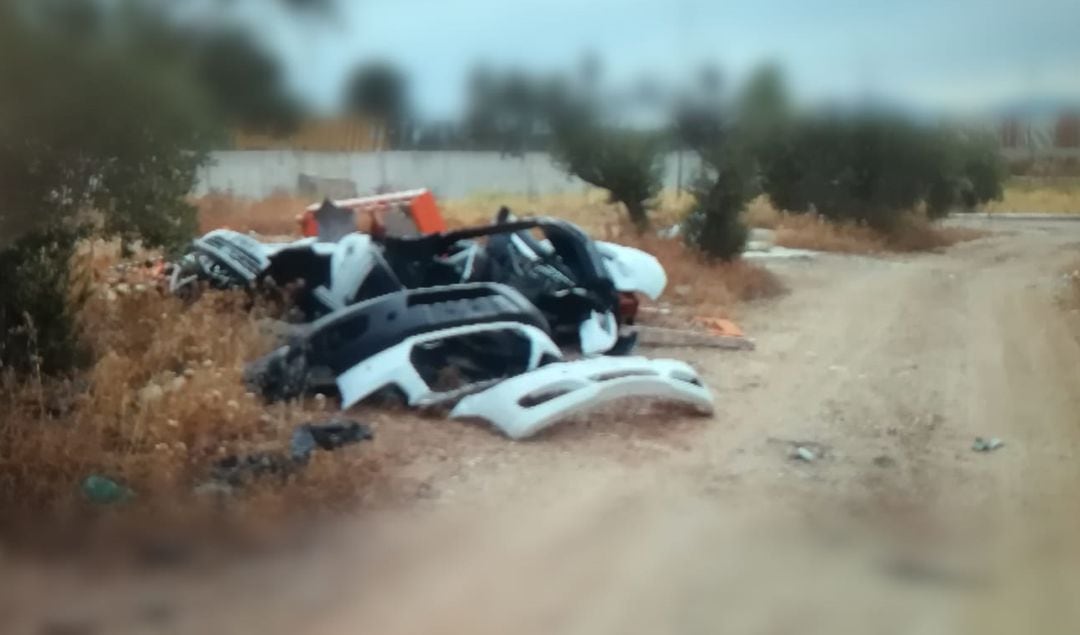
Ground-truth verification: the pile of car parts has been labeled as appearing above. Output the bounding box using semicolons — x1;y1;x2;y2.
171;193;716;439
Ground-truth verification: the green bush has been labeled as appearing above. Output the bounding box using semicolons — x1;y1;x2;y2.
0;227;90;376
758;113;1005;230
0;2;217;374
551;125;664;230
674;103;753;260
681;162;750;260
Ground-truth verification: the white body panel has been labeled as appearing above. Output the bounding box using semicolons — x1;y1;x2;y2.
595;241;667;300
578;310;619;356
314;233;379;310
336;322;561;409
450;356;713;440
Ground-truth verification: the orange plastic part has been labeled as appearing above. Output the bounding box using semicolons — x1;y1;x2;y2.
408;190;447;234
298;212;319;237
693;316;745;338
297;189;446;238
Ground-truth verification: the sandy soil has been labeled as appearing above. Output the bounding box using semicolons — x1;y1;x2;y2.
5;218;1080;635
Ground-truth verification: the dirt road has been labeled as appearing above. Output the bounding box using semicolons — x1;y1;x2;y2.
7;218;1080;634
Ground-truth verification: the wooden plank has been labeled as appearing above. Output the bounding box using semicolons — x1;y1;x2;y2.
635;325;755;351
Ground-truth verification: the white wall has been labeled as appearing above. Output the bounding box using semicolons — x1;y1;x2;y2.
195;150;701;199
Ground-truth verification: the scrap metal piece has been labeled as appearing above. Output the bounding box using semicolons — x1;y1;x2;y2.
312;199;358;243
595;241;667;300
306;283;551;374
635;325;756;351
449;356;714;440
578;310;619;356
247;283;560;404
310;232;398;312
383;216;622;353
169;229;274;295
336;321;561;408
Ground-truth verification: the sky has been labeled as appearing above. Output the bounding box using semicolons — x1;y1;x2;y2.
218;0;1080;119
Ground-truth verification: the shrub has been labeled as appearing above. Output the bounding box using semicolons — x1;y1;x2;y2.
675;104;753;260
956;130;1007;210
551;125;665;230
682;161;750;260
0;227;90;376
761;115;924;229
759;113;1006;230
0;2;216;374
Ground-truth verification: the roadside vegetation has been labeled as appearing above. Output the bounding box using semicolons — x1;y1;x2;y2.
743;197;987;254
986;177;1080;214
0;0;363;547
0;244;377;548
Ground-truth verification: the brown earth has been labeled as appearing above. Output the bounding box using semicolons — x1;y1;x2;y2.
5;218;1080;634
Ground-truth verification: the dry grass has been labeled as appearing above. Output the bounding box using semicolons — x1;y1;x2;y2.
743;196;986;254
986;177;1080;214
440;188;689;233
196;192;309;236
607;231;784;313
885;215;988;252
771;213;887;254
196;191;392;238
0;243;381;547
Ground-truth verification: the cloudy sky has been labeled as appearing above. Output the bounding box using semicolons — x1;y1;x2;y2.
224;0;1080;118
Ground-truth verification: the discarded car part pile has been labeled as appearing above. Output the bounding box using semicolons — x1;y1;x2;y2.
172;195;718;439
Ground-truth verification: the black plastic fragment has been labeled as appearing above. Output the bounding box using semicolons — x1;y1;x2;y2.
211;419;373;486
303;282;550;375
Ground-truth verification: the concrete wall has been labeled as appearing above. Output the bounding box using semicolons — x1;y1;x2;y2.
195;150;701;200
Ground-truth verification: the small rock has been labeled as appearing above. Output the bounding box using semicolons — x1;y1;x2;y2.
114;283;131;296
873;455;896;468
972;437;1004;452
165;376;187;393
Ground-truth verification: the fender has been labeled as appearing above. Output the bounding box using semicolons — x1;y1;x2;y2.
246;283;558;404
595;241;667;300
336;321;561;408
